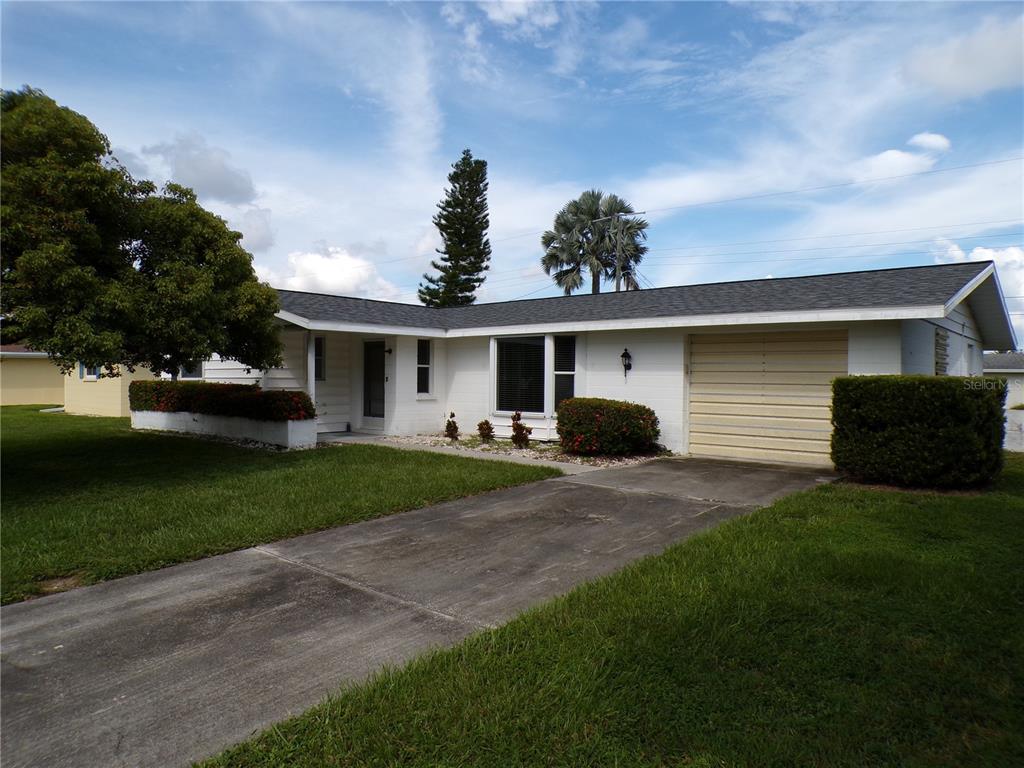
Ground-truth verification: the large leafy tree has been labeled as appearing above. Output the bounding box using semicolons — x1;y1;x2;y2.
541;189;649;295
1;87;281;375
418;149;492;307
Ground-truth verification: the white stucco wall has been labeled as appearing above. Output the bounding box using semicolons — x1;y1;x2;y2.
847;321;902;375
940;302;983;376
900;319;935;375
387;335;449;437
580;328;686;453
443;336;491;434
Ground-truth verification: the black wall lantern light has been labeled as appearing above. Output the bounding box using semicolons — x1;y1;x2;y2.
621;348;632;378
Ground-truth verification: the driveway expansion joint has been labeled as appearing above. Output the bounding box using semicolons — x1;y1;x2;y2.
253;546;490;631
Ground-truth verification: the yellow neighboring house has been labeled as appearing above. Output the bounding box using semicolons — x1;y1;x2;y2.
0;344;65;406
65;363;162;417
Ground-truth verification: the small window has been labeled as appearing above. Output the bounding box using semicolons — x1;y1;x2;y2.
314;336;326;381
82;364;100;380
554;336;576;410
496;336;545;413
179;362;202;380
417;339;431;394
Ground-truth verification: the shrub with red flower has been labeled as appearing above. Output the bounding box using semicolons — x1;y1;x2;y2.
129;381;316;422
556;398;659;456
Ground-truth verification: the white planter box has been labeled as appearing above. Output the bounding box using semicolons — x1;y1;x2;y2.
131;410;317;449
1005;410;1024;453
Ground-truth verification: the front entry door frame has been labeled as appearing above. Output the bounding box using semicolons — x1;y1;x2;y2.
362;339;386;430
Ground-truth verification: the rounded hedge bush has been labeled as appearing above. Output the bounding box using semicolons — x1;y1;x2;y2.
556;397;659;456
129;381;315;422
830;375;1006;489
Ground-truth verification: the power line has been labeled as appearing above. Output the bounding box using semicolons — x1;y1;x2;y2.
647;243;1022;268
490;157;1024;243
643;231;1021;262
645;218;1021;252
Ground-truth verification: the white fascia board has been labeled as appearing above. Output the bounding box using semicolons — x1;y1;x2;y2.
442;305;946;338
0;351;49;359
278;304;949;340
985;369;1024;373
985;265;1018;349
943;263;994;315
274;311;446;338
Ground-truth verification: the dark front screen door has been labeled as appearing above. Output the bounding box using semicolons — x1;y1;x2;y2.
363;340;385;418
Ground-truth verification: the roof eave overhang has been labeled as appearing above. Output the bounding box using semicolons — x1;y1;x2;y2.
943;263;1018;351
275;310;447;338
279;305;948;339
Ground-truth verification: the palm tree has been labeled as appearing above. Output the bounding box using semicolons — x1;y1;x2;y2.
541;189;648;295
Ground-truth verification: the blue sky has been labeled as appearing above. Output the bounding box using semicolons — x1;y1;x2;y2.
3;1;1022;323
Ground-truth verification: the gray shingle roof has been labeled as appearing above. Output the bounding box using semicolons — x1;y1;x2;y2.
984;351;1024;370
277;261;992;331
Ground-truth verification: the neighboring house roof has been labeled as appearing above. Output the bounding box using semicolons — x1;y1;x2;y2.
984;351;1024;371
0;343;47;359
275;261;1016;348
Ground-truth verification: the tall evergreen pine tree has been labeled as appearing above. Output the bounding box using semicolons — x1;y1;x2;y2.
418;149;491;307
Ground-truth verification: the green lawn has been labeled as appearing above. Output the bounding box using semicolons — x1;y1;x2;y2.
0;406;559;604
205;456;1024;767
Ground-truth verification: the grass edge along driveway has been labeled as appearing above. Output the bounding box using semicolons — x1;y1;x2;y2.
1;406;560;604
204;454;1024;768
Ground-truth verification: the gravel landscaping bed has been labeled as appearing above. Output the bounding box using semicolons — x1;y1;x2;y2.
379;434;669;468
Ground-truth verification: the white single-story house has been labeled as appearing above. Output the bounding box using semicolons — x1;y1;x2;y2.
200;261;1015;466
984;351;1024;408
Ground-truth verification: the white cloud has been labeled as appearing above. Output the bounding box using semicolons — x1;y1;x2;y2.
905;15;1024;99
479;1;559;35
935;239;1024;343
142;133;256;204
256;246;402;298
254;3;442;168
848;149;936;182
908;132;951;153
237;207;275;252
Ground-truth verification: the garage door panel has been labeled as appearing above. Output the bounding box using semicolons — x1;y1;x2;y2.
690;401;833;420
689;392;835;407
689;414;833;437
690;431;831;454
690;371;841;386
689;382;835;398
688;331;847;467
687;356;848;373
686;443;834;465
690;340;847;355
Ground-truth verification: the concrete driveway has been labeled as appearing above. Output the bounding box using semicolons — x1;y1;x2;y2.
0;457;832;768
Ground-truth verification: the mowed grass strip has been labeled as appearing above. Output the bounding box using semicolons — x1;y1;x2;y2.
204;456;1024;767
0;406;559;604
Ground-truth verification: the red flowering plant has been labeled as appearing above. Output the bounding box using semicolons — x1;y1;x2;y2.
129;381;316;421
556;398;659;456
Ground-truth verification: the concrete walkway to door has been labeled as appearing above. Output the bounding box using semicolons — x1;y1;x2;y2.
0;458;833;768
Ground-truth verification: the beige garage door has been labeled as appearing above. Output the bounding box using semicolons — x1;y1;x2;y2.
688;331;848;466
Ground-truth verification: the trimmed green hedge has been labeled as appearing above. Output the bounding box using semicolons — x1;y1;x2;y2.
129;381;316;422
831;375;1006;488
556;397;660;456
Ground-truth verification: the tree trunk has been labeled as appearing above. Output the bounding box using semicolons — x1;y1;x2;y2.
591;268;601;294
